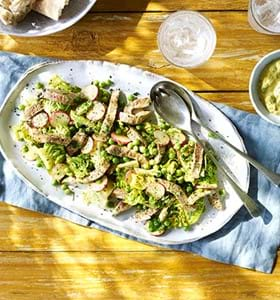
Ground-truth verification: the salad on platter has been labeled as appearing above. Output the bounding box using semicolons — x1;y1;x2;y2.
13;75;225;236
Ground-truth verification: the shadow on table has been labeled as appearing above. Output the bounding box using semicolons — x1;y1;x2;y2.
0;0;151;63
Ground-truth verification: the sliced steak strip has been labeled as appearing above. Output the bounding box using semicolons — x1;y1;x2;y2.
78;159;110;184
111;188;127;200
27;125;71;146
106;145;148;165
191;143;204;179
24;102;44;120
208;192;224;210
187;189;213;205
124;97;151;114
135;208;158;222
99;90;120;138
127;127;147;145
156;179;191;211
119;111;151;125
42;89;78;105
113;201;132;215
66;132;88;156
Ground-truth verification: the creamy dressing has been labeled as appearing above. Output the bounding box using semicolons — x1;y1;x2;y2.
259;59;280;114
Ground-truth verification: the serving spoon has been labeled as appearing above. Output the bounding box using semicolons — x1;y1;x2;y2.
150;83;262;218
154;81;280;187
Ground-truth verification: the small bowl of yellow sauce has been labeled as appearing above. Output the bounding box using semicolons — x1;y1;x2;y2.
249;49;280;126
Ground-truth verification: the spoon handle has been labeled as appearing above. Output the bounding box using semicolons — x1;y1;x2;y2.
184;130;263;218
197;122;280;186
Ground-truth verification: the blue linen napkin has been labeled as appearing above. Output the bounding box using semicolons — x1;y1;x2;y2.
0;51;279;273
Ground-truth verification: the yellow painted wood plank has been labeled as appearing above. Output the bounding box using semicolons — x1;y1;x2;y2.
0;251;279;300
0;12;277;91
198;92;254;112
0;203;156;251
93;0;248;11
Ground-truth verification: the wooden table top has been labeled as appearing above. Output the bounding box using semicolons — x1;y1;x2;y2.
0;1;279;299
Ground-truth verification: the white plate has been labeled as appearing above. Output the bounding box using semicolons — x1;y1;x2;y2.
0;61;249;245
0;1;96;37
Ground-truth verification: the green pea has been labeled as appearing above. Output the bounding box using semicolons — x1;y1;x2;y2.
18;104;26;111
35;82;44;89
139;146;146;153
127;94;137;101
134;139;140;146
149;159;155;165
112;157;119;164
128;143;134;149
100;80;111;88
146;128;153;135
168;152;176;159
177;176;184;184
101;150;107;158
52;179;59;186
93;80;100;87
61;183;68;190
164;219;171;227
102;96;109;103
166;174;173;181
64;189;73;195
22;145;29;153
150;148;158;156
143;163;150;170
36;160;44;168
133;145;139;152
136;125;142;131
174;143;181;150
176;169;183;177
123;157;130;162
161;167;167;175
186;184;193;193
115;128;122;135
155;170;162;177
108;138;115;145
153;165;160;172
144;149;150;157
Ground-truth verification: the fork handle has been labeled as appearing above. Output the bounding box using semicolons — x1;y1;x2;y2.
198;122;280;186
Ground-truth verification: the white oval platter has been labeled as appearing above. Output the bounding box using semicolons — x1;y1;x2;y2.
0;61;249;245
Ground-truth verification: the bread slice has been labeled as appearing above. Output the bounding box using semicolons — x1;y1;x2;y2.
0;0;36;25
33;0;69;21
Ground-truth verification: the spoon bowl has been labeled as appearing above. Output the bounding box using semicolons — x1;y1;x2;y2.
151;83;192;132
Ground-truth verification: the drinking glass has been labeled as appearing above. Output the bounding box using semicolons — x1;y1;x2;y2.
157;11;216;68
248;0;280;34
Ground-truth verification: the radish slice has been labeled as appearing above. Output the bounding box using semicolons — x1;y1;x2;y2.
31;112;49;128
154;130;170;146
87;102;106;121
49;111;70;127
146;182;165;200
111;132;130;145
81;137;94;154
82;84;99;101
90;176;108;192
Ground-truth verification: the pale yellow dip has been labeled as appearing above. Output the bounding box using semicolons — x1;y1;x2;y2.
259;59;280;115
